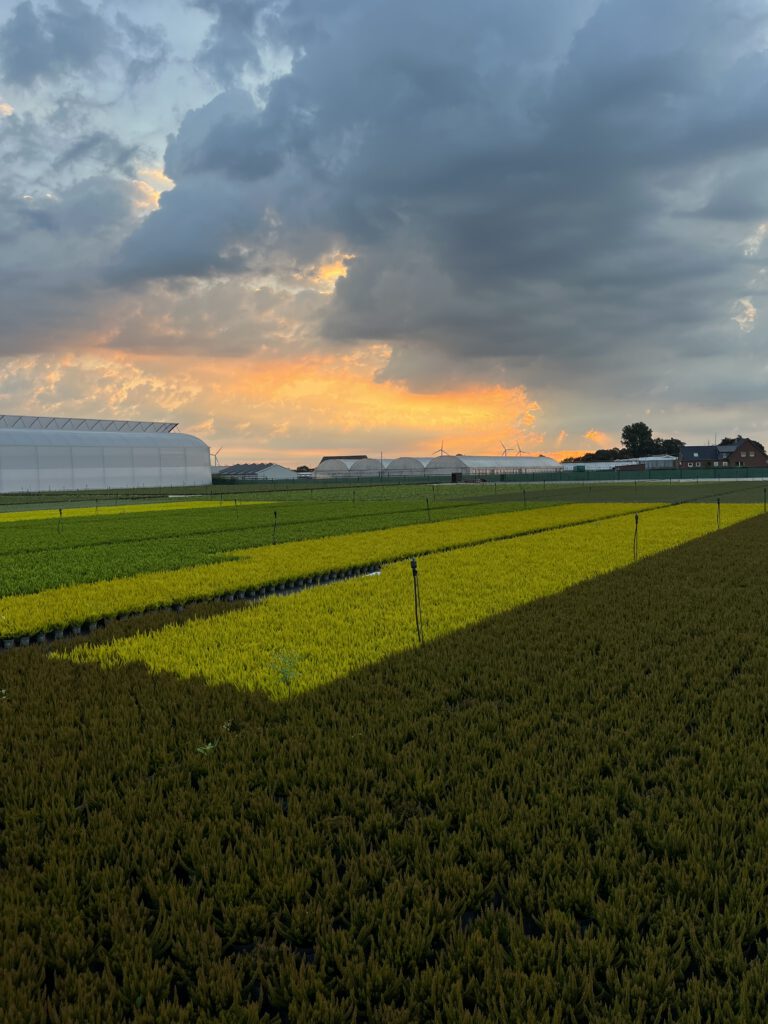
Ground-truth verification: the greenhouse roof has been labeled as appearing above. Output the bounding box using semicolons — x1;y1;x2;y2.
0;415;178;433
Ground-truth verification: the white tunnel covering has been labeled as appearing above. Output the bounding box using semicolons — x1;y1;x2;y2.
0;427;212;492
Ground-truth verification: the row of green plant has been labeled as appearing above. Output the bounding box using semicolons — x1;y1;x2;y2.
67;502;761;694
4;515;768;1021
0;503;656;637
0;493;559;596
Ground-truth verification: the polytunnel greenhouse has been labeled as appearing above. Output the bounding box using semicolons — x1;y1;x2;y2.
0;415;212;493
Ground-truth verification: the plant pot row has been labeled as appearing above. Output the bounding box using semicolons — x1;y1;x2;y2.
0;562;384;650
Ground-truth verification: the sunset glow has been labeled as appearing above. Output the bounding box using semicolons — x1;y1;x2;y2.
1;0;764;469
132;167;175;213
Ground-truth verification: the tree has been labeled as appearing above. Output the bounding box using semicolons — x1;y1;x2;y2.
654;437;684;456
621;422;655;457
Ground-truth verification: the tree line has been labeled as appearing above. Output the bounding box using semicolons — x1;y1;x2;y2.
561;422;684;463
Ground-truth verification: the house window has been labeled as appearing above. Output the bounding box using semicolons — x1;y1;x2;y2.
695;462;701;467
750;451;755;457
687;462;693;467
693;451;699;457
741;451;747;457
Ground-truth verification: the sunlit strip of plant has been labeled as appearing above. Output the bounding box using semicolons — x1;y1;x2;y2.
0;499;272;523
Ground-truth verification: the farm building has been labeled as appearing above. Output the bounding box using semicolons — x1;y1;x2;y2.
0;415;211;493
216;462;298;481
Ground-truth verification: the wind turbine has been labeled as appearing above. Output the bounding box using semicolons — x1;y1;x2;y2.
432;440;448;456
212;447;223;467
500;441;513;456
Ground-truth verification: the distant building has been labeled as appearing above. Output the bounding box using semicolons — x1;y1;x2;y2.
313;453;559;481
677;437;768;470
216;462;298;481
561;454;677;472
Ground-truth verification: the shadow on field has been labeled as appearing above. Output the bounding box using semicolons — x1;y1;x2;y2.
2;514;768;1021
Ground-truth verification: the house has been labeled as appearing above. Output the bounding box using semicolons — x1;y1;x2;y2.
215;462;298;481
677;437;768;470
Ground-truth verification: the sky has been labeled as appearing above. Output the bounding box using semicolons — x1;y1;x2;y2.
1;0;768;466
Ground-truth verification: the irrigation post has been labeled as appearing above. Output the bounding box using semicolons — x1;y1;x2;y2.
272;510;278;545
633;513;639;562
57;508;62;533
717;498;721;529
426;498;431;522
764;487;766;513
410;558;424;644
523;488;527;510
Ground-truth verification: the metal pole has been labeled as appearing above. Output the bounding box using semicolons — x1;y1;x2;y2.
426;497;431;522
633;513;639;562
272;510;278;545
717;498;721;529
410;558;423;644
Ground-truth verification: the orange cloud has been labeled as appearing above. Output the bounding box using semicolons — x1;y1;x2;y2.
132;167;175;213
197;349;541;461
6;345;543;466
306;253;355;293
584;428;612;447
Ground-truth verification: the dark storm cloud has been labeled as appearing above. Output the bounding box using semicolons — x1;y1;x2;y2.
112;0;768;398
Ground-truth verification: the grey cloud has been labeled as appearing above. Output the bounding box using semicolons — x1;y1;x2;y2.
107;172;262;282
0;174;138;353
190;0;271;86
0;0;114;86
164;89;282;181
0;0;169;88
54;130;139;175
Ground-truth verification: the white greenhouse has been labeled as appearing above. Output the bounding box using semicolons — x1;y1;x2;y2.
425;455;559;477
0;415;212;493
312;453;560;480
384;457;432;478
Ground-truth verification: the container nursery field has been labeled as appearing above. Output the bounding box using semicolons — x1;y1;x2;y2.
2;513;768;1021
0;476;763;596
0;492;543;596
65;502;761;695
0;501;659;638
